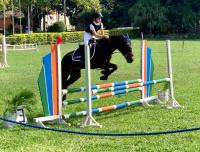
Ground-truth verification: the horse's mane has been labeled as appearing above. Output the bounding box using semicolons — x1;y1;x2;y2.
99;35;121;42
96;35;122;48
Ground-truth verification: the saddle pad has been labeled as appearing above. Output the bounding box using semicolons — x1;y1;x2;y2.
72;45;96;61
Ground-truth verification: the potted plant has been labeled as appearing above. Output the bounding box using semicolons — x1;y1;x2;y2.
158;82;170;104
2;89;36;128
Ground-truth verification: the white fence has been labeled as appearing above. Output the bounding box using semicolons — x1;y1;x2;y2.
0;35;38;68
0;43;38;51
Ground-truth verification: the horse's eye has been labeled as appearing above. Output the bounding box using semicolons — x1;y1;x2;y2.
126;41;131;45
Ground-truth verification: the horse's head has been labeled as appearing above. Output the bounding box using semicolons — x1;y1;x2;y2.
110;34;134;63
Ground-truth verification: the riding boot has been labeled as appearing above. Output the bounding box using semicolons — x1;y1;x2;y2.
80;56;84;64
79;45;85;64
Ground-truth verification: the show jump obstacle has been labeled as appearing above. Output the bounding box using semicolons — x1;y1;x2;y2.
34;39;181;127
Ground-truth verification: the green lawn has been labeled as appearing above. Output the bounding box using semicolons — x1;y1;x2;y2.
0;40;200;152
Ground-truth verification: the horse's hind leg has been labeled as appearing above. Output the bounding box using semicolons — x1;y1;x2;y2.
100;63;117;80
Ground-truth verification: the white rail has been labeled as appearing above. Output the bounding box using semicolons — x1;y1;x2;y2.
0;43;38;51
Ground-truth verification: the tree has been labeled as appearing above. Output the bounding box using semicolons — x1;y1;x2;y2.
166;0;199;33
128;0;167;34
101;0;115;13
66;0;101;30
100;0;115;29
21;0;60;31
100;0;138;29
32;0;101;31
64;0;101;18
0;0;10;11
74;0;101;11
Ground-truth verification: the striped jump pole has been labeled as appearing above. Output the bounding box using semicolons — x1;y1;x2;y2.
62;79;141;94
63;87;142;105
63;78;169;106
91;80;142;94
63;96;158;119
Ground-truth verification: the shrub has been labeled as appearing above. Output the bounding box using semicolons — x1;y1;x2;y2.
107;28;136;38
6;28;136;44
48;21;66;32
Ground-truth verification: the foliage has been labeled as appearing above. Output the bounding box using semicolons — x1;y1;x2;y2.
100;0;115;13
102;0;200;34
72;10;97;30
66;0;101;30
5;28;135;44
48;21;66;32
0;0;10;11
165;0;199;33
128;0;167;34
106;28;136;38
74;0;101;11
3;89;36;116
2;0;200;35
102;0;137;29
6;32;83;44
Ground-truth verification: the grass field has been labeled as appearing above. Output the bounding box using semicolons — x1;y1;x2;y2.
0;40;200;152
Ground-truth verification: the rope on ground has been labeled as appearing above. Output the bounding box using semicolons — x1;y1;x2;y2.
1;117;200;137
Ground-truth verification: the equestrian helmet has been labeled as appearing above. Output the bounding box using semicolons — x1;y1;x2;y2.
93;12;103;19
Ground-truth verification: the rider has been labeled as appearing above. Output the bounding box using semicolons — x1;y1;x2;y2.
84;12;109;44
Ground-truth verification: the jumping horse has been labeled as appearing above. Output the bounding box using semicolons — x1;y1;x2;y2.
61;34;134;98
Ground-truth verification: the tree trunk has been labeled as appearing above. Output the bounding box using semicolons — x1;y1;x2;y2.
43;10;46;31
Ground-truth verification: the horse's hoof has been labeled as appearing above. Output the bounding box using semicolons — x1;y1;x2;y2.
100;76;108;80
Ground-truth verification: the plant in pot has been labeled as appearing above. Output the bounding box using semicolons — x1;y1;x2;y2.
2;89;36;128
158;82;170;105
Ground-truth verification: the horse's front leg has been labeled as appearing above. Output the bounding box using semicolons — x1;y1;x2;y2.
62;69;81;100
100;63;118;80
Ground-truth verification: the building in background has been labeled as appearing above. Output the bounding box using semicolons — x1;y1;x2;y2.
40;10;75;32
0;10;22;34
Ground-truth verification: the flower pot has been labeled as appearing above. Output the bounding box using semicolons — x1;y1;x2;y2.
2;106;27;129
158;89;169;102
2;112;16;129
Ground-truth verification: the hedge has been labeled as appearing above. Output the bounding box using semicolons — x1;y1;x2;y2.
1;28;136;45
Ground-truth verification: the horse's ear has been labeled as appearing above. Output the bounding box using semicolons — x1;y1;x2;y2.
123;34;129;39
125;33;129;39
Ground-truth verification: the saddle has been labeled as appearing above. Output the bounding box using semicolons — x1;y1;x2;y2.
72;39;96;62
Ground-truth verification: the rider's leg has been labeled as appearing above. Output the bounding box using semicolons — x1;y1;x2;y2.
84;32;92;44
82;32;93;63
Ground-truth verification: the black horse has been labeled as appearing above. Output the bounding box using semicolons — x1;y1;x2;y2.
61;34;134;92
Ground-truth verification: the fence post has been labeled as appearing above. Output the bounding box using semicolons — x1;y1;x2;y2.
0;35;8;68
